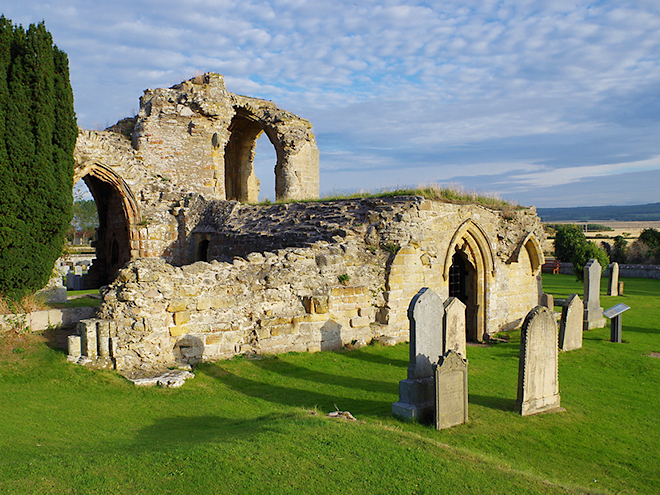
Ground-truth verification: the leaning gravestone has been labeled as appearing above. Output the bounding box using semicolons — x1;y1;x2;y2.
443;297;466;359
516;306;562;416
559;293;583;351
607;262;619;296
392;288;444;423
583;259;606;330
435;350;468;430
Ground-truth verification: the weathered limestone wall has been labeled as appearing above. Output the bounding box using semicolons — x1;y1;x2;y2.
71;196;546;371
73;74;319;284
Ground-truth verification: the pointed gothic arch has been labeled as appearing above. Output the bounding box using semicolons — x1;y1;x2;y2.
443;219;495;341
511;232;545;275
73;164;141;287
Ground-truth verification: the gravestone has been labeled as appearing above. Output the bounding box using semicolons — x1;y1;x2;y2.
392;288;444;423
443;297;466;359
435;350;468;430
607;262;619;296
559;293;583;351
516;306;562;416
74;265;83;276
583;259;606;330
540;293;554;309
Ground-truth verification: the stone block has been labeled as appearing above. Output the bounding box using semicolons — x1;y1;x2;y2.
170;326;187;337
167;299;189;312
350;316;370;328
174;311;191;326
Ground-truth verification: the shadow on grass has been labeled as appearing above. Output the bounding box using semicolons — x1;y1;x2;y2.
40;326;75;355
339;347;408;368
469;394;517;412
248;357;397;394
205;365;394;418
131;412;298;451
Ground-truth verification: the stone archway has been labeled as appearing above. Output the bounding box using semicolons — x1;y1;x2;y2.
223;108;281;203
443;220;495;342
73;164;140;287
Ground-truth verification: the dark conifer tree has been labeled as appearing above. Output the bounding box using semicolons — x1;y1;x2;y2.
0;17;76;299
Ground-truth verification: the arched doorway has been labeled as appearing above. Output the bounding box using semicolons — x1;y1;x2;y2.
443;220;495;342
73;165;140;287
224;108;281;203
448;251;478;340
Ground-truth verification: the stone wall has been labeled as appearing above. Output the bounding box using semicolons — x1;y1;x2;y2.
73;73;319;286
69;196;546;371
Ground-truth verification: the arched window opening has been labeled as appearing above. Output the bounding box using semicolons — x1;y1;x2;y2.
224;109;280;203
253;132;277;202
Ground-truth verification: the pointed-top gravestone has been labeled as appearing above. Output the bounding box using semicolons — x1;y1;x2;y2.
584;259;606;330
516;306;562;416
393;288;444;423
443;297;467;359
607;262;619;296
559;293;583;351
435;350;468;430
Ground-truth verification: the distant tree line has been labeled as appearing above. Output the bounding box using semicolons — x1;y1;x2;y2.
601;229;660;265
553;224;610;279
0;17;77;299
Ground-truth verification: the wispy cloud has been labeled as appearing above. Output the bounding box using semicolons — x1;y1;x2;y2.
4;0;660;206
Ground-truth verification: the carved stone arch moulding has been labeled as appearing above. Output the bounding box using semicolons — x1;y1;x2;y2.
442;219;495;281
73;162;143;259
511;232;545;275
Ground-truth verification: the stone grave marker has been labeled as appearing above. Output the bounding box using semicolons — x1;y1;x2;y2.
443;297;466;359
392;287;444;423
583;259;606;330
540;293;554;309
516;306;562;416
559;293;583;351
607;262;619;296
434;350;468;430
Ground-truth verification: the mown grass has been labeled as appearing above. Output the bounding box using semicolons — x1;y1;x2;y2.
0;275;658;494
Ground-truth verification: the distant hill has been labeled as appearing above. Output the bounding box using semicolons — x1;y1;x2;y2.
536;202;660;222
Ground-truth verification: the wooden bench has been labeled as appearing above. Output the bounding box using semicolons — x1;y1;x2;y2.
542;260;560;274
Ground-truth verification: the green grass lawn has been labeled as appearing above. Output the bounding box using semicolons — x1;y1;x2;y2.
0;275;658;494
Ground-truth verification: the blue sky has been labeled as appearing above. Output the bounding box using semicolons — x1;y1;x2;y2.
4;1;660;207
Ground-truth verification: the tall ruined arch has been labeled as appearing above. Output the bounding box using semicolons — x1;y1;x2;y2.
73;164;141;287
224;108;282;203
513;232;545;276
443;220;495;341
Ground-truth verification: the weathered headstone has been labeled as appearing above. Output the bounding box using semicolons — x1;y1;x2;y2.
607;262;619;296
443;297;466;359
559;293;583;351
74;265;83;276
540;293;554;309
392;288;444;423
435;350;468;430
583;259;606;330
516;306;562;416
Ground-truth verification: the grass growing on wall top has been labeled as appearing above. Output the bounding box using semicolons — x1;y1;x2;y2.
257;183;517;210
0;275;658;493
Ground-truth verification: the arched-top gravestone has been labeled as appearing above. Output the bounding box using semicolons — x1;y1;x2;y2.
393;288;444;423
516;306;562;416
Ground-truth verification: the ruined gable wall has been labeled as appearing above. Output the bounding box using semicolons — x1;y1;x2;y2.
74;197;545;371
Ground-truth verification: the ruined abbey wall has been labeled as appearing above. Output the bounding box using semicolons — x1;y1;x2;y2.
73;74;319;285
71;197;545;371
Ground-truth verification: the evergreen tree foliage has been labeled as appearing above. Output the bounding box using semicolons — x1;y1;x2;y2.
0;17;76;300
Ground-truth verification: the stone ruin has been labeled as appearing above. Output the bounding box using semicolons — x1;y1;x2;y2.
67;73;548;373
